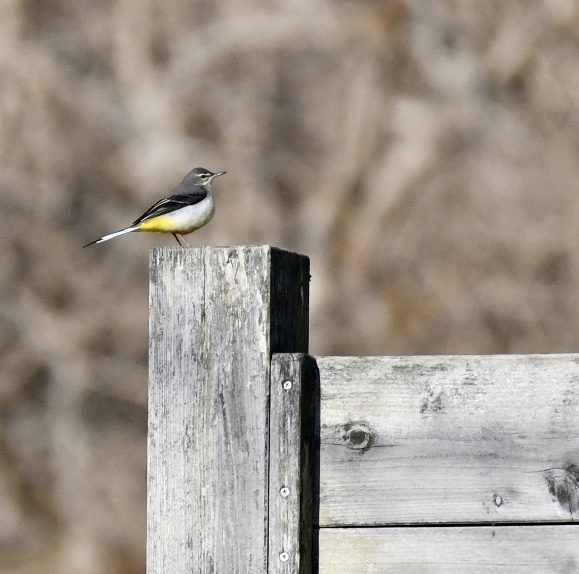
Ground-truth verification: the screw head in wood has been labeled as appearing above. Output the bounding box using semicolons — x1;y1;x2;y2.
283;380;292;390
280;552;289;562
280;487;290;497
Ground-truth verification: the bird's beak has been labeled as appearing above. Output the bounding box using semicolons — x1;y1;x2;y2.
214;171;226;177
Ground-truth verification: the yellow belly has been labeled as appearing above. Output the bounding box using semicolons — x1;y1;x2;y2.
137;215;180;232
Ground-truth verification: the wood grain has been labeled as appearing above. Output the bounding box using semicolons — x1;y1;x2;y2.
319;525;579;574
268;354;317;574
317;354;579;526
147;246;309;574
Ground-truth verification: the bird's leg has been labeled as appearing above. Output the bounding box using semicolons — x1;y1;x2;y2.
172;233;190;247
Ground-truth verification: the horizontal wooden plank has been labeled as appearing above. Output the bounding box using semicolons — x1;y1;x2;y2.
318;525;579;574
317;355;579;526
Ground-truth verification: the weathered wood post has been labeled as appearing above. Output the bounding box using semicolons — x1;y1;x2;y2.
147;246;312;574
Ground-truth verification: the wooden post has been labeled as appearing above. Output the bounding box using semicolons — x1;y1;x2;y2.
147;246;310;574
269;354;318;574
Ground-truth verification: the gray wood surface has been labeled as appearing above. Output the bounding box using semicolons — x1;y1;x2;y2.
147;246;309;574
268;354;317;574
318;525;579;574
317;354;579;526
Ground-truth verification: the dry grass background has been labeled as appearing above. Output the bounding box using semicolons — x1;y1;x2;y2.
2;0;579;572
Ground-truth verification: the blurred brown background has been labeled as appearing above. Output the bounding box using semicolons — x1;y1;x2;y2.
2;0;579;572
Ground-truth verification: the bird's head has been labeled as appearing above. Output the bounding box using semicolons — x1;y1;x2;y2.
188;167;227;186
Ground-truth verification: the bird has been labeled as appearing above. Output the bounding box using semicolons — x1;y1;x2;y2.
83;167;226;247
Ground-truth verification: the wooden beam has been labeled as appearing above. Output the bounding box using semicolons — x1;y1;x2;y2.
147;246;309;574
268;354;318;574
319;525;579;574
317;355;579;526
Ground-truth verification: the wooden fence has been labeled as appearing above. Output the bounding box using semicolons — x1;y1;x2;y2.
147;246;579;574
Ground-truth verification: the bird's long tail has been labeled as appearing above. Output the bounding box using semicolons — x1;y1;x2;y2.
83;226;138;248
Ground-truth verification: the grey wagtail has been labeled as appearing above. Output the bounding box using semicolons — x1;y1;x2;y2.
83;167;226;247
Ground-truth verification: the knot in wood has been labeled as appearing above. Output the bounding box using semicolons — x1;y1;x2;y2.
544;465;579;517
341;422;373;450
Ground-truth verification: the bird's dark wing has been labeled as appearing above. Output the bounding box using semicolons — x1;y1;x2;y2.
131;191;208;225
